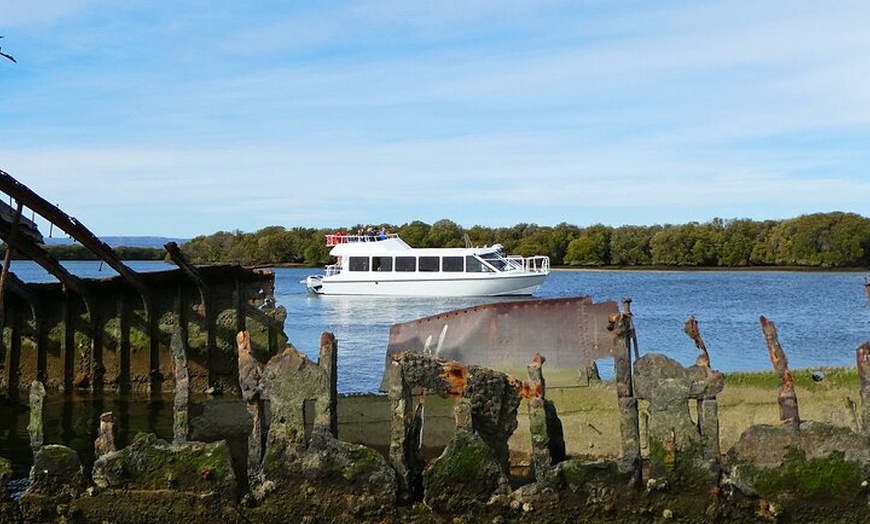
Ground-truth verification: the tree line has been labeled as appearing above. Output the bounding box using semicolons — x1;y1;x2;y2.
12;212;867;268
176;212;870;269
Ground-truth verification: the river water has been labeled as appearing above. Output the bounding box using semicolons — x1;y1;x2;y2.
281;267;870;392
5;260;870;393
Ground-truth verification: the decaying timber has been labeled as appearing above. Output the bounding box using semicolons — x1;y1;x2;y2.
0;168;287;397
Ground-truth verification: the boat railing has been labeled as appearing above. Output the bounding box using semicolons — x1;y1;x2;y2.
325;232;399;246
324;264;342;277
506;255;550;273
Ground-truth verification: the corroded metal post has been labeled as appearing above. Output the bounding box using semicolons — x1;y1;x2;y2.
684;316;720;462
610;304;640;478
319;332;338;437
525;352;564;487
171;327;189;444
684;315;710;368
94;412;116;458
858;342;870;434
387;355;418;501
237;330;265;485
27;379;45;452
0;201;23;397
0;201;22;309
760;316;800;425
165;241;215;388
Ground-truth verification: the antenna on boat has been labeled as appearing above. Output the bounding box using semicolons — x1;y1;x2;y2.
463;234;472;248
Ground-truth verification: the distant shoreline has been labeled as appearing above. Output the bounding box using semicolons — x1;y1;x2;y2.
549;265;870;273
277;263;870;273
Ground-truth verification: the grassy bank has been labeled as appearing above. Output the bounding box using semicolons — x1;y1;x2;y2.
337;367;862;466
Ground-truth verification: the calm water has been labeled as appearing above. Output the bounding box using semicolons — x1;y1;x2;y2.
5;260;870;393
282;267;870;392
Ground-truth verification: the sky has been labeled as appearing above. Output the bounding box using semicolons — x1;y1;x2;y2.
1;1;869;238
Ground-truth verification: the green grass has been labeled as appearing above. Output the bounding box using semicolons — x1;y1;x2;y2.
724;367;859;389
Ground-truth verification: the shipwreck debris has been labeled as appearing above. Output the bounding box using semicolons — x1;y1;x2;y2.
0;168;287;397
383;296;622;389
760;315;800;425
858;342;870;434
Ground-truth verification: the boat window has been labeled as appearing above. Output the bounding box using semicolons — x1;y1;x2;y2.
419;256;439;272
372;256;393;272
466;255;492;272
442;256;463;272
348;256;370;271
396;256;416;272
480;253;508;271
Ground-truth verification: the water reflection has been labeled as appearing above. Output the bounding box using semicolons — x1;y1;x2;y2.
0;393;176;478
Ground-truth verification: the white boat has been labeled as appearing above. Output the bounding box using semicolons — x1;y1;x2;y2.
302;232;550;296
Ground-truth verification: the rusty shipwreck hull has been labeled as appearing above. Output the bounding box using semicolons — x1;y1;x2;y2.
382;296;623;389
0;168;288;398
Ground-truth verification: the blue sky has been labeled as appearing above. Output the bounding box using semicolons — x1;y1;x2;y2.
1;1;869;238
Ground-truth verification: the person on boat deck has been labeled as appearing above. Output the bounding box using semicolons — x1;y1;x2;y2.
378;228;387;240
365;227;375;240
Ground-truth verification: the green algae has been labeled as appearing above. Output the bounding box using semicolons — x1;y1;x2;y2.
752;448;865;500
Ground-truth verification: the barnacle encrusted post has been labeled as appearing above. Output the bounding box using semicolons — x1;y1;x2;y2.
171;326;189;444
857;342;870;434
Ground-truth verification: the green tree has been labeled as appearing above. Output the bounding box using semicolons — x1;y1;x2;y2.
166;213;870;269
764;212;870;267
610;225;658;266
255;226;293;264
423;219;465;248
564;224;611;266
547;222;581;264
719;219;767;267
397;221;431;247
650;224;697;266
465;225;500;248
513;228;550;258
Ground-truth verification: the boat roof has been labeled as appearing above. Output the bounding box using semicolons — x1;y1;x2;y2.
327;234;502;257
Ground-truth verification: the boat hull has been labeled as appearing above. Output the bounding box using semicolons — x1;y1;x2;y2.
311;272;547;297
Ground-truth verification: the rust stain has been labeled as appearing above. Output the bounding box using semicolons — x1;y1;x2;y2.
507;374;543;399
516;381;542;399
442;361;468;396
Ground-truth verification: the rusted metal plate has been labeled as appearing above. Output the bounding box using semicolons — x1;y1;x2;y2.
382;296;621;388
